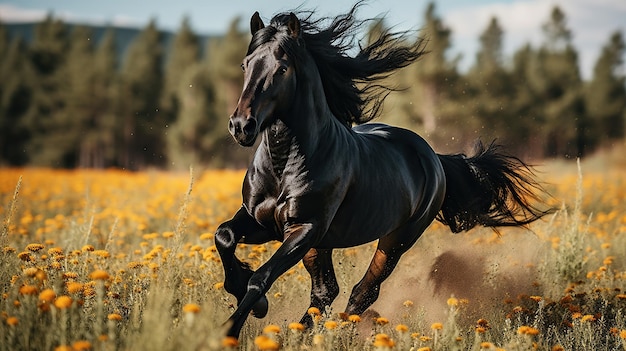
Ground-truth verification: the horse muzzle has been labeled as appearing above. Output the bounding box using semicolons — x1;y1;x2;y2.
228;115;259;147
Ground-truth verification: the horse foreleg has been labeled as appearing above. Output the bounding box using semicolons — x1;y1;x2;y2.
300;248;339;327
215;207;274;318
226;223;316;338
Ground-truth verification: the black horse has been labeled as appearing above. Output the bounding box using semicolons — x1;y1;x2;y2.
216;5;549;338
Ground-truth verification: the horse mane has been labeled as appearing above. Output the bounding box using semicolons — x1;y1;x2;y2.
248;2;427;126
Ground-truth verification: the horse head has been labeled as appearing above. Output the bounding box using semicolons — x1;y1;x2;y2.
228;12;301;146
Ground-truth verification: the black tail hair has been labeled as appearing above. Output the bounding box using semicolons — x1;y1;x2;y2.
436;141;551;233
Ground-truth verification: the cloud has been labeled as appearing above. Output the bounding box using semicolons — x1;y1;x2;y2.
0;3;143;28
443;0;626;79
0;4;48;22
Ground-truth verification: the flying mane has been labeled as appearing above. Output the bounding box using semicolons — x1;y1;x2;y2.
246;2;427;127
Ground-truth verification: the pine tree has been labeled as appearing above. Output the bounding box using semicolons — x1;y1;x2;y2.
585;31;626;146
162;16;200;126
204;17;251;166
24;14;70;166
118;19;164;169
403;2;462;151
510;44;546;158
536;6;586;158
89;28;120;168
466;17;517;149
167;64;223;169
0;37;34;165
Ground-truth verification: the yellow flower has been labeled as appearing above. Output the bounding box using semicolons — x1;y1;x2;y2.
92;250;110;258
39;289;56;303
307;307;321;316
552;345;565;351
581;314;595;322
348;314;361;323
416;347;432;351
480;342;494;349
182;303;201;314
17;251;32;262
396;324;409;332
619;329;626;340
263;324;281;334
89;269;110;280
431;322;443;330
529;296;542;302
82;245;95;252
375;317;389;325
288;322;305;331
373;333;395;348
221;336;239;348
214;282;224;289
447;297;459;306
54;295;73;309
67;282;84;294
254;335;280;351
324;321;338;330
26;243;45;252
403;299;414;307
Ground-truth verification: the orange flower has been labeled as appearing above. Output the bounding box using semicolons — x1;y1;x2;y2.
72;340;92;351
431;322;443;330
263;324;281;334
517;326;540;335
254;335;279;351
19;285;38;296
107;313;122;321
288;322;305;331
182;303;200;314
6;316;18;326
54;296;73;309
89;269;110;280
221;336;239;348
39;289;56;303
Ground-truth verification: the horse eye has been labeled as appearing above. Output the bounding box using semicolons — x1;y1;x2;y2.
278;66;288;75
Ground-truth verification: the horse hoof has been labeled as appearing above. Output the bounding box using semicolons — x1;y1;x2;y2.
251;295;268;318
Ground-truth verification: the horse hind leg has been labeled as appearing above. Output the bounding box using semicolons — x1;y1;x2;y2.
344;218;433;317
299;248;339;327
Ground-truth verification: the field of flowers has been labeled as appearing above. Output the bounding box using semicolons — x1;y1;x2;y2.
1;155;626;350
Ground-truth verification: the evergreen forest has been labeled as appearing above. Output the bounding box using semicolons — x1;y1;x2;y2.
0;3;624;169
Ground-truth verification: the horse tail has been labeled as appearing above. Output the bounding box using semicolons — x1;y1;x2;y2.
436;141;551;233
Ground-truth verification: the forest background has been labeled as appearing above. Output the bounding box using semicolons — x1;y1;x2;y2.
0;2;625;170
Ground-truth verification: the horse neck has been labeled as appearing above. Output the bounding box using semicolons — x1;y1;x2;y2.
259;65;345;178
266;65;339;156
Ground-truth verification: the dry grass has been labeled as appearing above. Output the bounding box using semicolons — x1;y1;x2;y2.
1;160;625;350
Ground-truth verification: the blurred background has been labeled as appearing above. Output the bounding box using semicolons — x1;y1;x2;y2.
0;0;624;170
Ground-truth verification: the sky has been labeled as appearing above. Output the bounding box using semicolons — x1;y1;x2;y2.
1;0;625;79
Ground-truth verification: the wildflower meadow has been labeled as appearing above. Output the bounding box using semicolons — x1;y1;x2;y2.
1;151;626;351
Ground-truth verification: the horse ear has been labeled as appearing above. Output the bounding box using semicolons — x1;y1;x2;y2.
250;11;265;36
287;12;301;39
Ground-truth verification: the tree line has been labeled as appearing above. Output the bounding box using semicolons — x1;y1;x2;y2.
0;3;624;169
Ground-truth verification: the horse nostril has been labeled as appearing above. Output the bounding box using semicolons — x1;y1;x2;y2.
243;118;257;136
